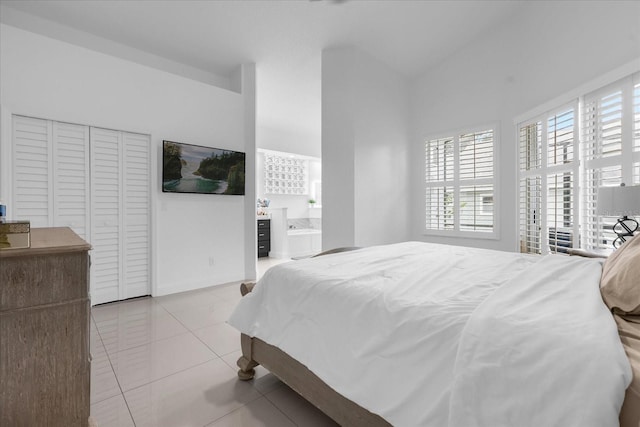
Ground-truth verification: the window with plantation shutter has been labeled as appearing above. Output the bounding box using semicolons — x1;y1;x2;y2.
518;71;640;254
581;73;640;250
424;127;497;237
518;104;579;254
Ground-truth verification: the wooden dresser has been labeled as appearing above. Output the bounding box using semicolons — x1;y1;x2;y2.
0;227;91;426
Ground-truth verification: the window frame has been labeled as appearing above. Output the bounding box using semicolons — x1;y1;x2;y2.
517;101;580;255
423;123;499;240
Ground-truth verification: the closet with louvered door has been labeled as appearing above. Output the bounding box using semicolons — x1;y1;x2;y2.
90;127;151;304
11;115;150;305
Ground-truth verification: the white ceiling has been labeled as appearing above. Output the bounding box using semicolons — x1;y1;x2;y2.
0;0;525;150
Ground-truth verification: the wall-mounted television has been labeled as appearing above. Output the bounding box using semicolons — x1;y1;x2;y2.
162;140;245;195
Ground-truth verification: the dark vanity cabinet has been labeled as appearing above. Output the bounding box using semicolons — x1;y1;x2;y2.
257;219;271;258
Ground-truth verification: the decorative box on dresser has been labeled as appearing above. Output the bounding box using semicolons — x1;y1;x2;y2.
257;219;271;258
0;227;92;426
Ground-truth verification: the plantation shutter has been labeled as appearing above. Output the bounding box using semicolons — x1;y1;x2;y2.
424;128;496;236
519;176;542;253
122;132;151;299
547;171;575;253
425;138;454;230
634;79;640;183
546;108;577;253
12;116;52;227
580;75;635;250
519;122;542;253
518;105;578;254
458;130;494;232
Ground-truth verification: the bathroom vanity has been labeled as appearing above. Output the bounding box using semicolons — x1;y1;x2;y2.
257;218;271;257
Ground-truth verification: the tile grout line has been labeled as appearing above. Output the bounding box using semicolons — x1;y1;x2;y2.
197;392;270;427
92;299;225;391
262;389;303;427
90;290;246;426
115;355;217;395
118;353;218;395
159;300;244;368
97;327;196;359
91;310;138;427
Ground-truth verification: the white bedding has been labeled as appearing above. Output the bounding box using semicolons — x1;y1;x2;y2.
228;241;631;427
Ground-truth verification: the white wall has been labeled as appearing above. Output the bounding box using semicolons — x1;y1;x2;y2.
410;1;640;252
257;125;320;159
240;63;258;281
0;24;255;296
322;46;410;249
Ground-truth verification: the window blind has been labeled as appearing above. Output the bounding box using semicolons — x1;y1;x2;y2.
425;137;453;182
547;171;574;253
425;186;454;230
633;81;640;153
459;131;493;180
547;109;575;166
518;105;578;254
425;137;454;231
425;128;496;236
580;74;639;250
519;122;541;171
519;176;542;254
634;80;640;183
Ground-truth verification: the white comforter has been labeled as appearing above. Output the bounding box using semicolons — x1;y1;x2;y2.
228;241;631;427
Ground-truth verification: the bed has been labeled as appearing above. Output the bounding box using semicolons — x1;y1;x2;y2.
228;239;640;427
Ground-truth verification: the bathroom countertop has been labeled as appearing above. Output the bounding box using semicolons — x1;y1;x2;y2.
287;228;322;235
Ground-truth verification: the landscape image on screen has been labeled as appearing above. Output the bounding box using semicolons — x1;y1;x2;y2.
163;141;245;195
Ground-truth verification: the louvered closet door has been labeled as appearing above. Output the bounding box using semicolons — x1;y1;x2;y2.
90;128;123;304
13;116;90;239
12;116;52;227
122;132;151;300
53;122;90;239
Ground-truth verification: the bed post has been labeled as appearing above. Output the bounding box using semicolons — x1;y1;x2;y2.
237;282;259;380
237;333;258;380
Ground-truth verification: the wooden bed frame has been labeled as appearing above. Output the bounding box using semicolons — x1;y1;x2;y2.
237;334;390;427
237;320;639;427
236;249;640;427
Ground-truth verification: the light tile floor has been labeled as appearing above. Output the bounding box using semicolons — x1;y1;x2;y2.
90;257;338;427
